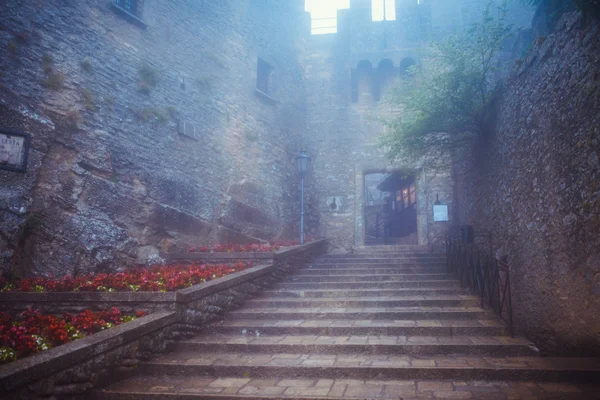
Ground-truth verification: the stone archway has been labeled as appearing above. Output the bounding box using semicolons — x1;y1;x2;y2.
354;166;429;248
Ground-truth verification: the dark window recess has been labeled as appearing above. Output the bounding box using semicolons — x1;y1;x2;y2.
256;58;273;94
111;0;146;27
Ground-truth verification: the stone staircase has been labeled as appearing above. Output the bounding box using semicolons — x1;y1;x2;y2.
96;246;600;399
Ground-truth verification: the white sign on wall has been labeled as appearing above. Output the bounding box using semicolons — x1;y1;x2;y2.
0;131;30;172
433;204;449;222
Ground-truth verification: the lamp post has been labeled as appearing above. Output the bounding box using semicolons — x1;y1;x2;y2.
295;150;310;245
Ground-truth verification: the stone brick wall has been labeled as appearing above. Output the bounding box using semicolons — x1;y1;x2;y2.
0;0;308;276
454;13;600;355
302;5;456;252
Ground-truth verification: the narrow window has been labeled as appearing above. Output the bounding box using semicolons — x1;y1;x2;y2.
372;0;396;21
256;58;273;94
306;0;350;35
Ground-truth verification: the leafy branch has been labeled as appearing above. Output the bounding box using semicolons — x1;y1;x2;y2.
381;2;513;161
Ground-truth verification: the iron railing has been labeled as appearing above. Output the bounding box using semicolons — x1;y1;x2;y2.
445;236;514;336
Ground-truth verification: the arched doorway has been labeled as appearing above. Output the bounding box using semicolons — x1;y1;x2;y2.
364;171;418;245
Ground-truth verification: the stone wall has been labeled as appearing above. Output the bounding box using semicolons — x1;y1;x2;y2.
303;4;456;252
454;13;600;355
0;0;308;276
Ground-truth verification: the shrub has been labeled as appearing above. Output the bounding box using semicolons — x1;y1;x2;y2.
81;88;96;111
137;63;159;94
79;59;93;73
43;70;65;90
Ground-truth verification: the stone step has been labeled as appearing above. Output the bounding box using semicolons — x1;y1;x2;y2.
134;352;600;382
244;296;481;309
307;262;446;268
96;375;600;399
209;319;508;336
313;258;446;264
172;335;539;357
227;307;495;320
285;273;455;283
274;280;462;290
317;253;445;258
299;267;447;275
262;288;466;297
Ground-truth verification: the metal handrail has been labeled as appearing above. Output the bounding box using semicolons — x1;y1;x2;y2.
445;236;514;336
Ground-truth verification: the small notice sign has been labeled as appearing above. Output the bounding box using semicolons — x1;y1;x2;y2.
0;130;30;172
433;204;448;222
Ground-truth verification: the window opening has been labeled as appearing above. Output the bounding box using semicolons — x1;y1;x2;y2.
372;0;396;21
257;58;273;94
305;0;350;34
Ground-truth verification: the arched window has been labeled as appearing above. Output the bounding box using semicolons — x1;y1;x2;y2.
374;59;396;101
352;60;374;103
400;58;417;75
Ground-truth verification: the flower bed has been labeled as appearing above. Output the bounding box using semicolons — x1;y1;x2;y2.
0;262;249;293
0;308;146;364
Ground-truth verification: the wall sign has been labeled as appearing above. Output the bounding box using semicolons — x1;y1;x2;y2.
433;204;449;222
0;130;30;172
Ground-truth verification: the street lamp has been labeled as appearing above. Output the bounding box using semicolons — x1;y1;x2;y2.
295;150;310;244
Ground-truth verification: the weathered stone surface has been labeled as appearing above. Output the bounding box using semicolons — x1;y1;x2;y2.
0;0;307;275
454;13;600;355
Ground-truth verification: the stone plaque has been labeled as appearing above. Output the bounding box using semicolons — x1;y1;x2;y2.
433;204;448;222
0;130;30;172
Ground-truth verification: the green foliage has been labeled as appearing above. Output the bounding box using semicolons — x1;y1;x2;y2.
66;108;82;128
0;347;16;364
195;75;212;89
41;53;54;73
137;63;159;94
7;41;17;55
135;107;170;124
79;59;93;73
382;2;513;160
43;70;65;90
104;96;116;109
14;31;31;45
41;53;65;90
81;88;96;111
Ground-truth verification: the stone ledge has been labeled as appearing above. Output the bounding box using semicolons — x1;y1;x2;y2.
274;239;328;260
166;251;275;261
166;239;328;262
176;241;327;303
176;263;274;303
0;311;177;393
0;291;176;304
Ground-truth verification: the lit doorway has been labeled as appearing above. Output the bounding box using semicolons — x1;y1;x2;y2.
364;172;417;245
